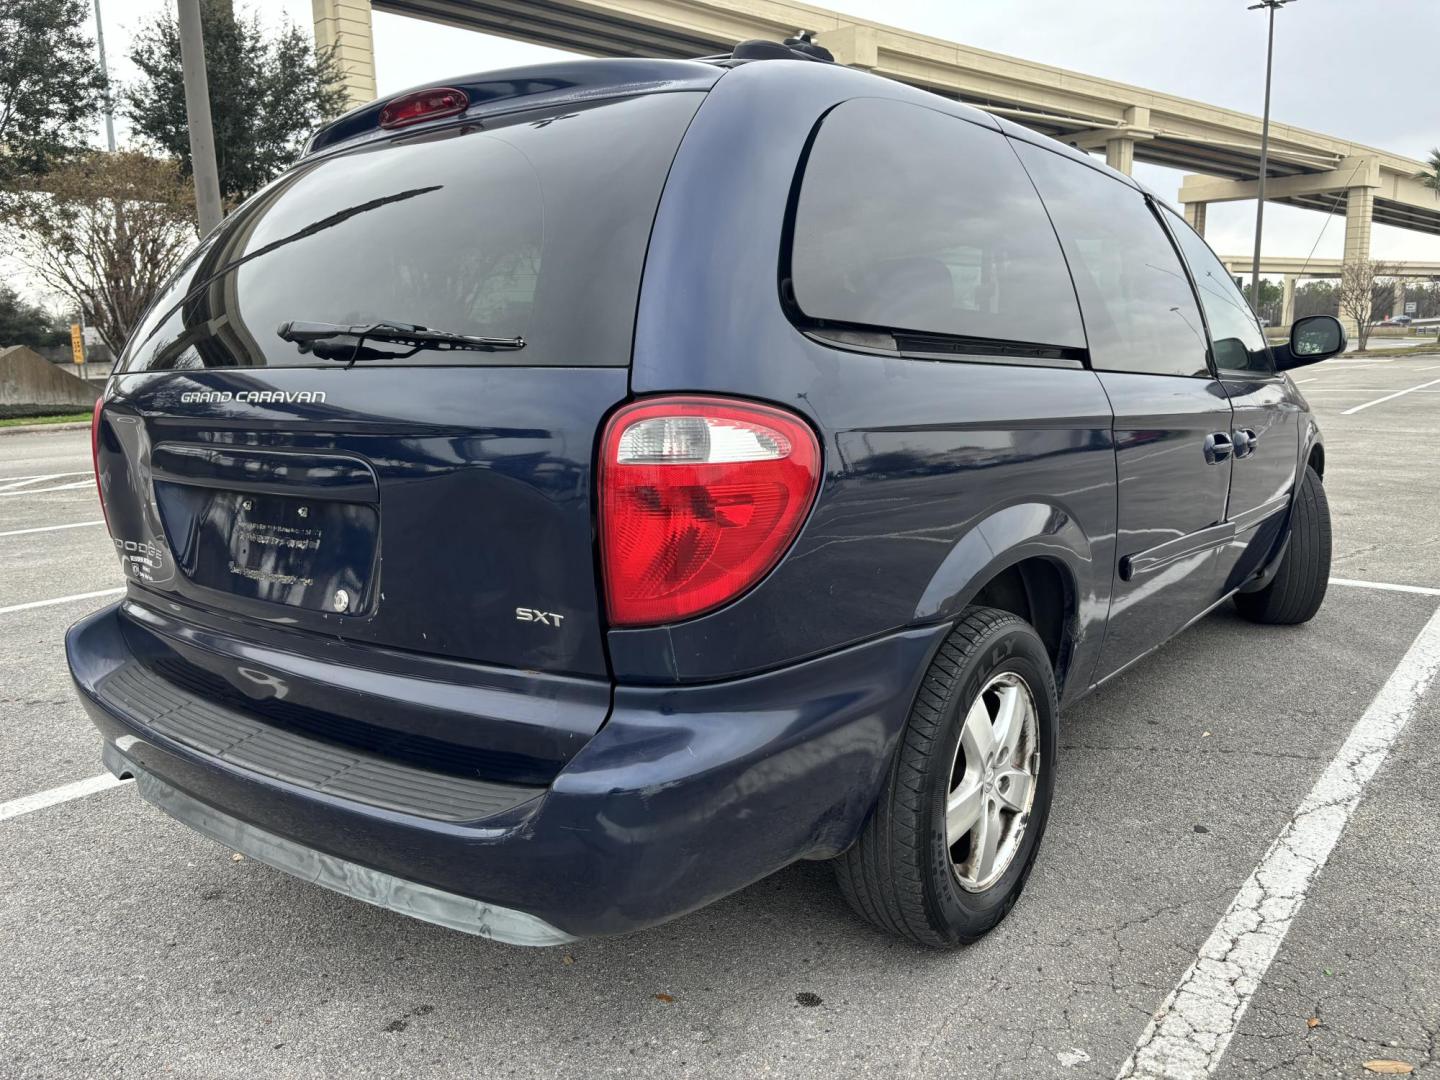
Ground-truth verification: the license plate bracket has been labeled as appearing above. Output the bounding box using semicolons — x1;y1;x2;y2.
155;482;379;615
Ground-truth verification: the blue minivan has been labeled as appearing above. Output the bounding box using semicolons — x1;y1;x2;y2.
68;41;1345;947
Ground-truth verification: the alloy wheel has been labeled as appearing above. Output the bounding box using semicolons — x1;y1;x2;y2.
945;671;1041;892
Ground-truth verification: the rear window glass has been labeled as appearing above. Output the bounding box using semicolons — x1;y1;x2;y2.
120;92;704;371
787;98;1084;349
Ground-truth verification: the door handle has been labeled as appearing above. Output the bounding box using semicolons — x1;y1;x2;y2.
1203;431;1233;464
1232;429;1259;459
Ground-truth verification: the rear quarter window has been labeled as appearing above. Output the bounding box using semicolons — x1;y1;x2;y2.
120;91;704;371
785;98;1084;351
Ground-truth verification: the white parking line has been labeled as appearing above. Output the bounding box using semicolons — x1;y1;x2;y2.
0;471;92;493
0;473;58;487
0;479;95;497
1118;603;1440;1079
1341;377;1440;415
0;773;129;823
0;520;105;539
0;588;124;616
1331;577;1440;597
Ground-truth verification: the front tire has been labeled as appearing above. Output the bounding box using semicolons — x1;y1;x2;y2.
1234;464;1330;625
835;607;1058;947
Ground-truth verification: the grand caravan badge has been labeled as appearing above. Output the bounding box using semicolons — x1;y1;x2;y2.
179;390;326;404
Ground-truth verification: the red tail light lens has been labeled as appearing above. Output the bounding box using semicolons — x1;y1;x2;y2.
599;396;821;627
379;87;468;129
90;395;110;534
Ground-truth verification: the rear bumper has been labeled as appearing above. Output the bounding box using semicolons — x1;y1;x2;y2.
102;740;574;945
69;602;944;942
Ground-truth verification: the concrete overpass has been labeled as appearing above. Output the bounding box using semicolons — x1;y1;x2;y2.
1219;256;1440;326
1220;256;1440;279
312;0;1440;293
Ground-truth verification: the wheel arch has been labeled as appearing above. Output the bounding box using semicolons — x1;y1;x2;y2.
914;502;1091;695
1302;419;1325;479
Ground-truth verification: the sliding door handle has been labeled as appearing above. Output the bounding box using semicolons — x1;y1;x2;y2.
1203;431;1233;464
1232;429;1259;458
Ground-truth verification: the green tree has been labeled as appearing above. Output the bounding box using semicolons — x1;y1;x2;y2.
123;1;346;204
1240;278;1284;325
1294;280;1338;320
0;0;108;192
1423;148;1440;194
0;283;65;348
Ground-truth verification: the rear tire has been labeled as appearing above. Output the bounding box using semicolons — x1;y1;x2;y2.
1234;465;1330;626
835;607;1058;948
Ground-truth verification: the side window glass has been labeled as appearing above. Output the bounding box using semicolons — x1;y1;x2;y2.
1165;209;1275;375
1014;143;1210;378
788;98;1085;350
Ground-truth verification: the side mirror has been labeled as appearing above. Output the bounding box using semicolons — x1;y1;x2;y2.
1276;315;1346;371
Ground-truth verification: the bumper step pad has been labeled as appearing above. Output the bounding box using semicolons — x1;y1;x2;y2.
97;662;542;823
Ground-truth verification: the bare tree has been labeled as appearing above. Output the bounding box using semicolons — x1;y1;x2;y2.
1337;257;1396;353
1;151;195;354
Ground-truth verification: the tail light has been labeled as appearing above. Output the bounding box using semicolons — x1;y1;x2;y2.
90;395;110;534
599;396;821;627
379;87;468;129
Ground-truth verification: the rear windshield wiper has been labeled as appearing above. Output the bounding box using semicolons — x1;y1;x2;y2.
277;320;525;362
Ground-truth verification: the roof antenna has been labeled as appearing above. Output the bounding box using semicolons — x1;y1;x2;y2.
783;29;835;62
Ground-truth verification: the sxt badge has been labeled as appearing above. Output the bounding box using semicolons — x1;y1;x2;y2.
516;607;565;626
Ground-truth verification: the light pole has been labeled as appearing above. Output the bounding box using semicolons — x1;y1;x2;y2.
93;0;116;151
1247;0;1296;321
176;0;224;236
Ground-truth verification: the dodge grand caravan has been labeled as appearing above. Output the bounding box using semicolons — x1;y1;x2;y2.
68;41;1346;948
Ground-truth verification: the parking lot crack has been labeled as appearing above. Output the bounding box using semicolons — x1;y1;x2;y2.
1041;889;1234;953
1059;741;1327;763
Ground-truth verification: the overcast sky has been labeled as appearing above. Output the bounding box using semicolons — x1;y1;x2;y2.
69;0;1440;272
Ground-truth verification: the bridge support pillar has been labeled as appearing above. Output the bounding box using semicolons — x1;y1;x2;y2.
313;0;376;109
1282;273;1297;327
1343;186;1374;267
1105;136;1135;176
1101;106;1148;176
1393;279;1406;320
818;24;878;68
1183;201;1207;236
1339;186;1375;340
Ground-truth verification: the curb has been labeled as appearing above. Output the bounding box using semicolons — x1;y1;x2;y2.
0;421;93;436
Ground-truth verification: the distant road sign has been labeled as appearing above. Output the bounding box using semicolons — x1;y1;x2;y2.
69;324;86;365
1405;301;1418;315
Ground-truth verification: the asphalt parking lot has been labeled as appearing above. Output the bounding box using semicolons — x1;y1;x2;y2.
3;356;1439;1080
